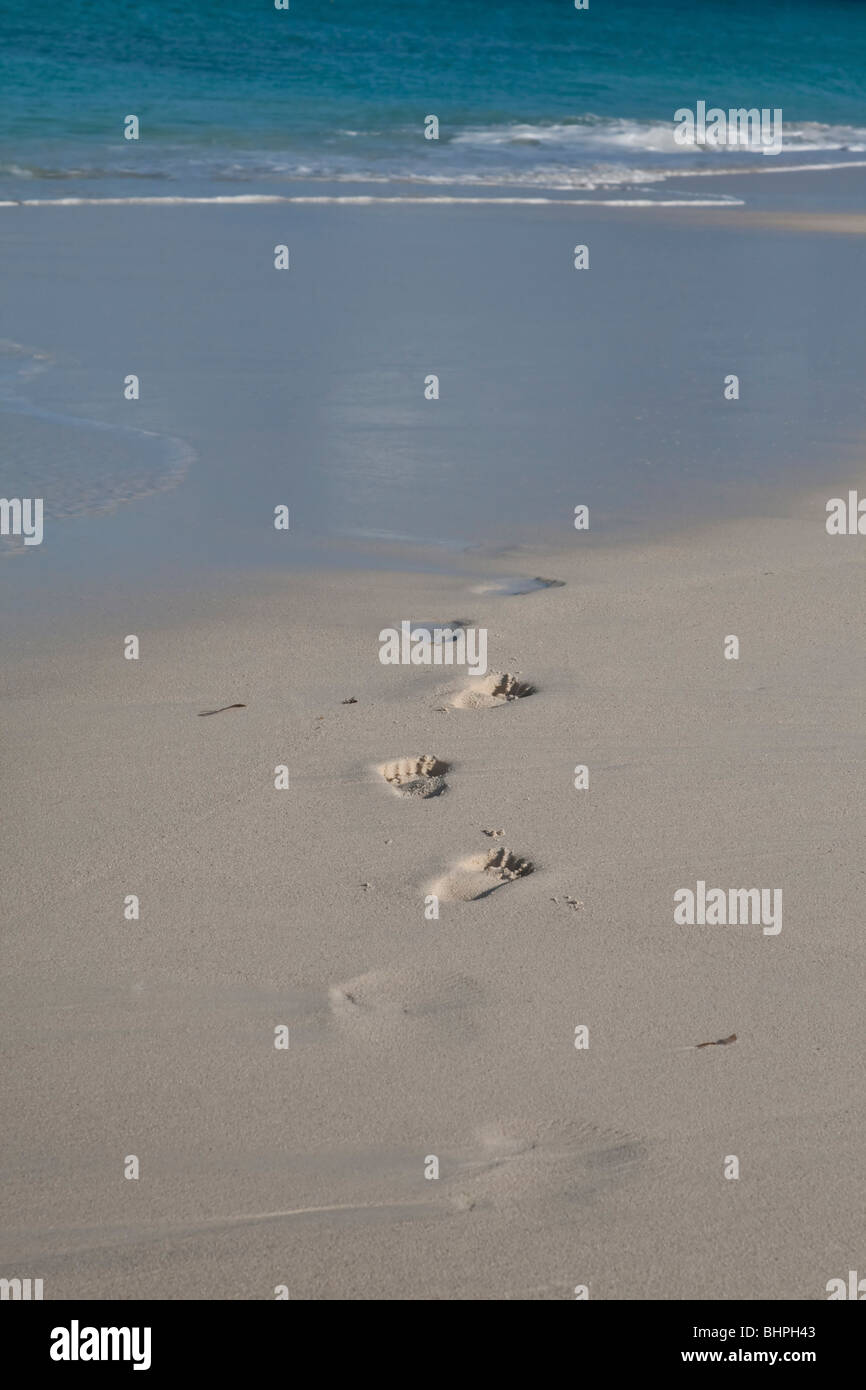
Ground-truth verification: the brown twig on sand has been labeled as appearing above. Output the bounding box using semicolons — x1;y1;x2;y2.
198;704;246;716
695;1034;737;1049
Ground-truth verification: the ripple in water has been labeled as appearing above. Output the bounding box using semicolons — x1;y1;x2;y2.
0;339;194;554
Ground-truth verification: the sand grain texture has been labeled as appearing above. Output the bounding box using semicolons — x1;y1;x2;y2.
2;502;864;1299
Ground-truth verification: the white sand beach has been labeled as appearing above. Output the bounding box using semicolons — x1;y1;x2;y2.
2;483;863;1299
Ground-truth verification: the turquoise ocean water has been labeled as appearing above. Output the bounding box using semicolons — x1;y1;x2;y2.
2;0;866;203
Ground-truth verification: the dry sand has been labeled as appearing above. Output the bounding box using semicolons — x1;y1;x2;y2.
2;488;864;1300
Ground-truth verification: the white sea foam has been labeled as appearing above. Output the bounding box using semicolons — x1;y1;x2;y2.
666;157;866;178
450;116;866;155
3;116;864;198
0;193;745;208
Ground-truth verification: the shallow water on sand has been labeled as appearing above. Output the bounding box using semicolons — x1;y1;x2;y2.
2;191;866;618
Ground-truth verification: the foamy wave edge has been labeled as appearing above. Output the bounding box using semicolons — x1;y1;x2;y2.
0;339;195;527
0;193;746;208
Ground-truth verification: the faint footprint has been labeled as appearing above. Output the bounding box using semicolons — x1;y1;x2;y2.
470;576;565;597
328;968;484;1041
379;755;450;799
447;1120;647;1212
430;847;534;902
451;672;535;710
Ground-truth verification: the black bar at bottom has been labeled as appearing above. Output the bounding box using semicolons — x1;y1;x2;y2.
5;1299;859;1375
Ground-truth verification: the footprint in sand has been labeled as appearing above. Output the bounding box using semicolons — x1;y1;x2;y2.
446;1120;646;1212
470;576;565;597
451;672;535;710
328;968;484;1041
430;847;534;902
379;755;450;798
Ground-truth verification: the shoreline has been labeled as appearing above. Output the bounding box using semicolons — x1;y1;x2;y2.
4;175;866;618
3;150;866;210
4;451;864;647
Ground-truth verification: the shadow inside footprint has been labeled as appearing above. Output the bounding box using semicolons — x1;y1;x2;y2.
451;672;535;710
379;755;450;798
432;847;534;902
